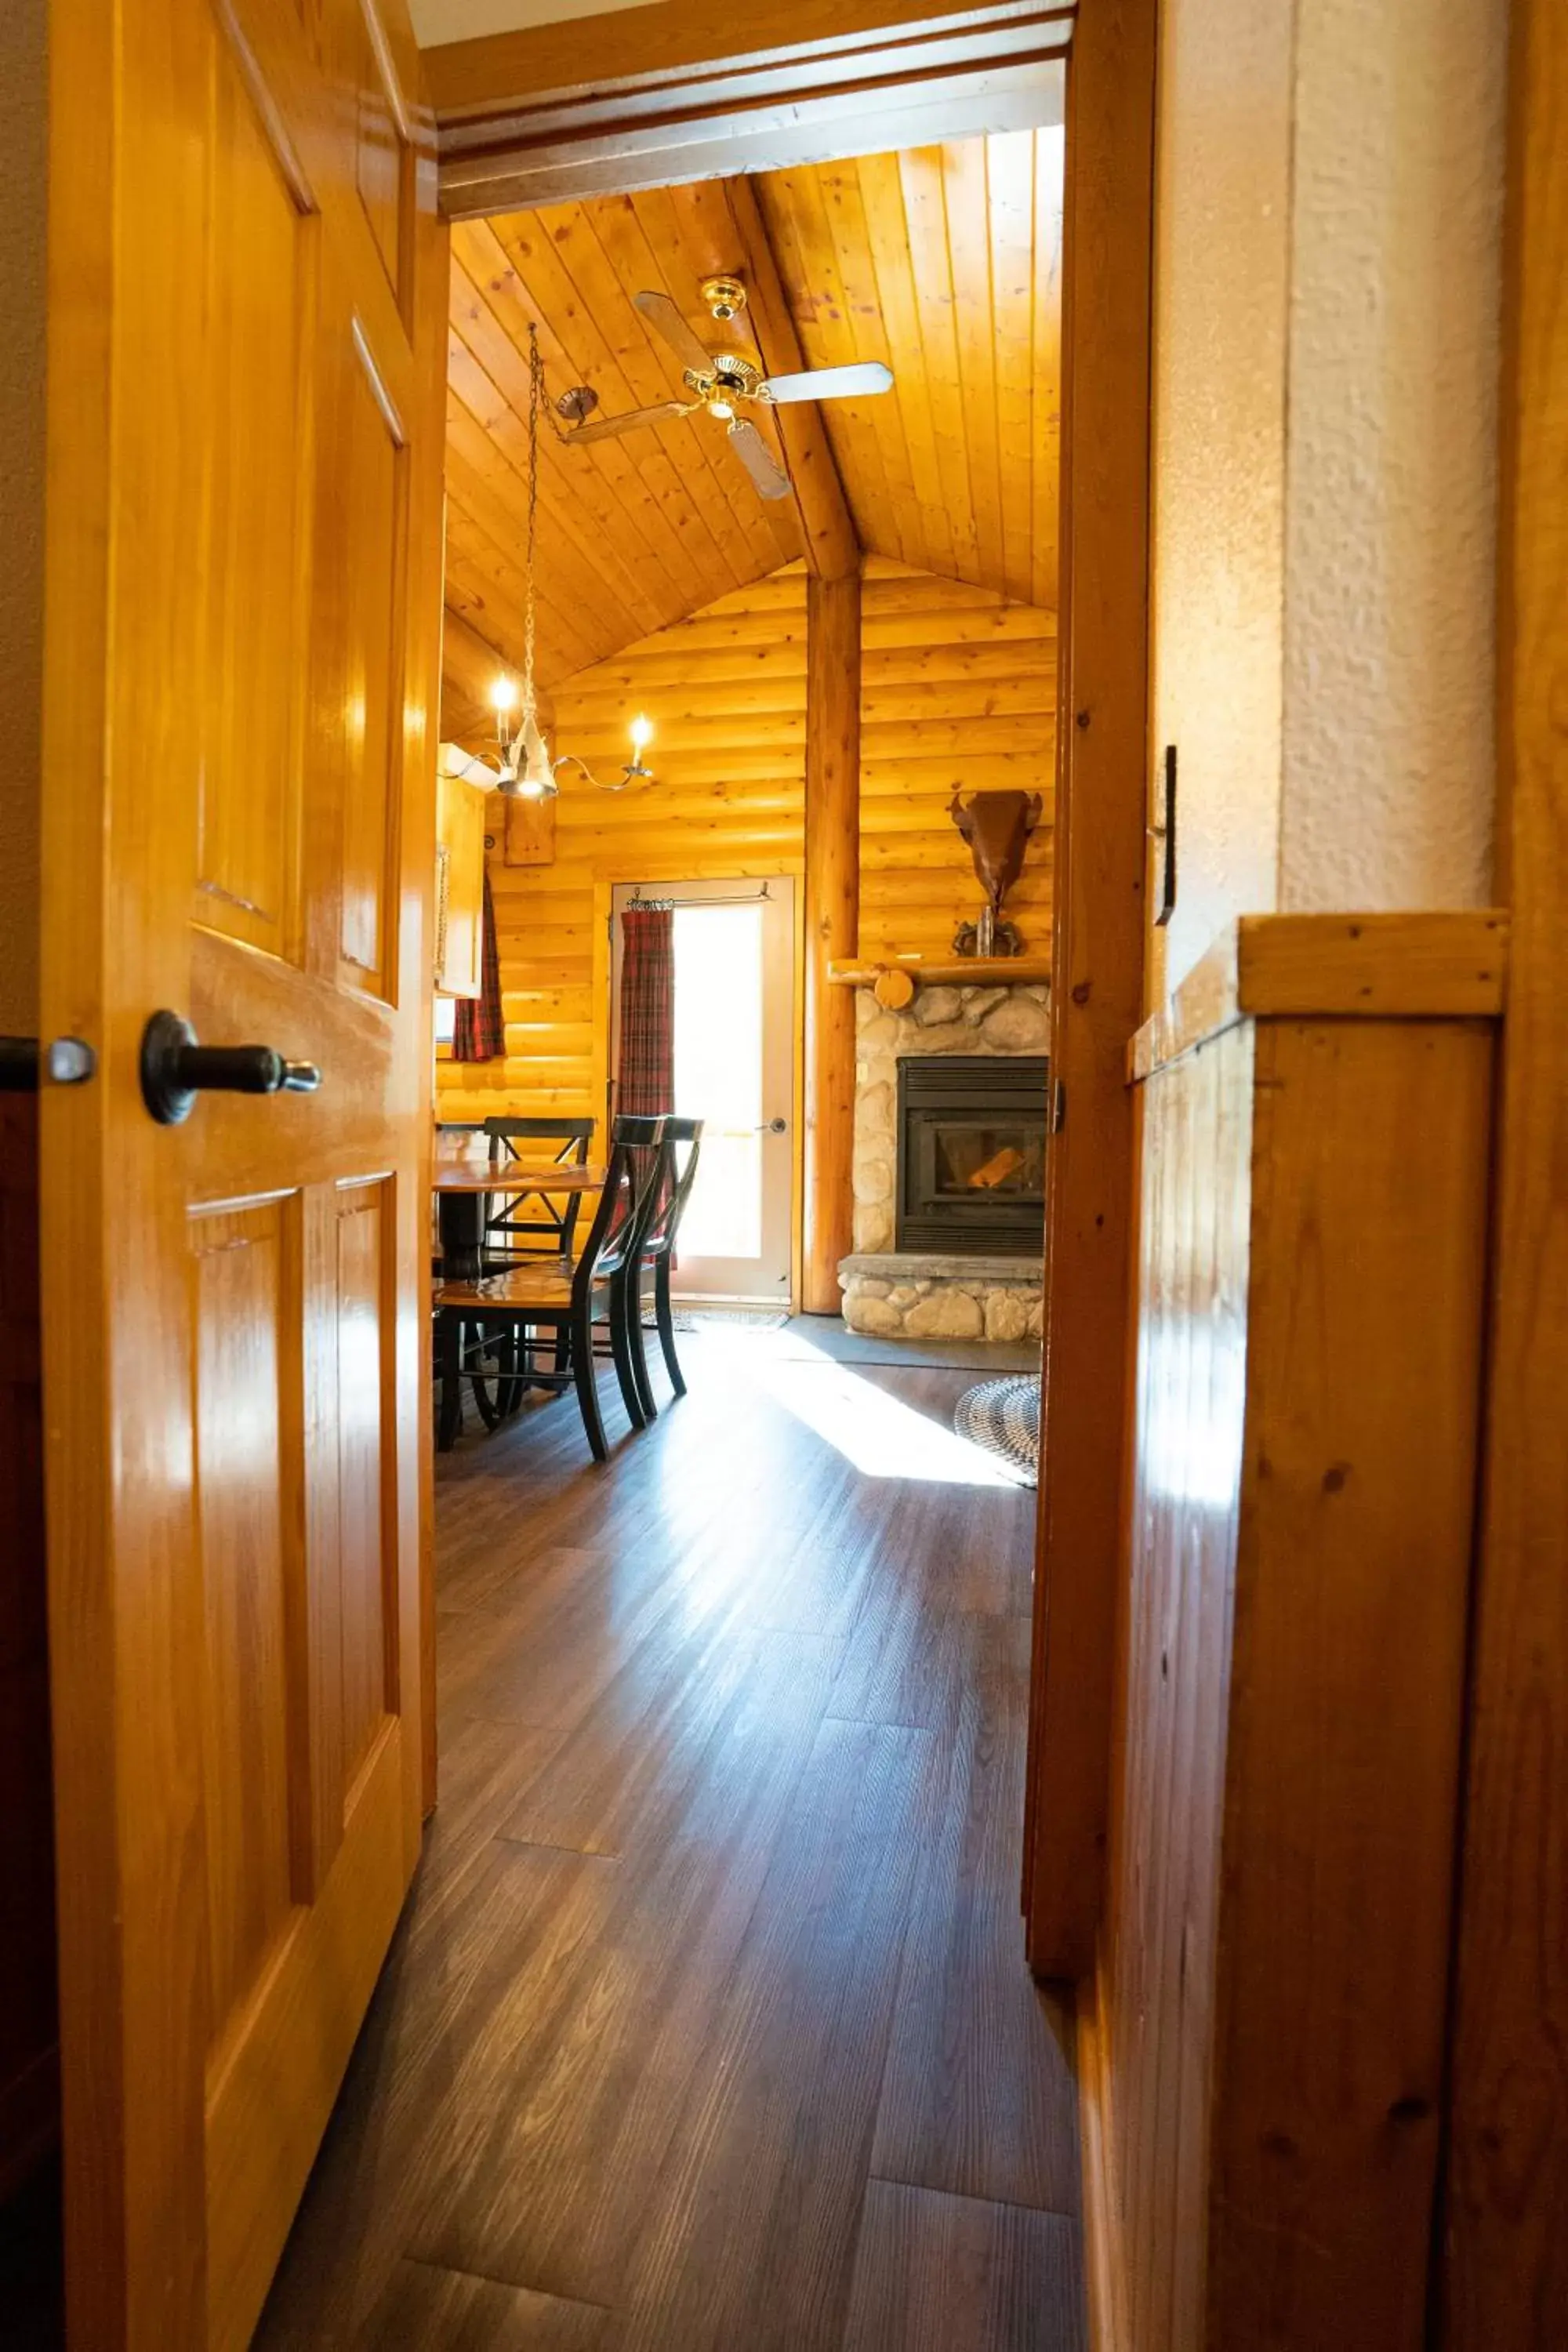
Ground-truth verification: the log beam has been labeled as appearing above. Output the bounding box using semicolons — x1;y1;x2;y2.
802;569;862;1312
723;178;861;584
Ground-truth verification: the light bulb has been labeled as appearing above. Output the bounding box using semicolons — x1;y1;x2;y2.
489;676;518;715
709;397;735;422
630;713;653;760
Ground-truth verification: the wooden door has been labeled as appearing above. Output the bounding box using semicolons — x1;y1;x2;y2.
38;0;446;2343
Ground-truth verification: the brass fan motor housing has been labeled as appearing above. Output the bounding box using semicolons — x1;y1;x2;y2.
700;274;748;322
683;353;764;405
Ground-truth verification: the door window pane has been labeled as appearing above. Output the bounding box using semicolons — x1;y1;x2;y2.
673;904;764;1261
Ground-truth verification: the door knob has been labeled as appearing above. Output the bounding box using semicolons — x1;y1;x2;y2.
140;1010;321;1126
757;1116;788;1134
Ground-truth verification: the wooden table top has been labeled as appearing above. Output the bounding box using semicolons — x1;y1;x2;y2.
431;1160;604;1194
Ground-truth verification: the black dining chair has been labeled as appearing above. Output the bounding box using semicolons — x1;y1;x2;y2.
479;1116;596;1268
623;1116;704;1422
434;1115;666;1462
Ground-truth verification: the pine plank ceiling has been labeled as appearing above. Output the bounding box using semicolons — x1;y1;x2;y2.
441;128;1064;739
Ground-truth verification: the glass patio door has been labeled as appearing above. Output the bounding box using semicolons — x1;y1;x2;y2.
612;878;796;1303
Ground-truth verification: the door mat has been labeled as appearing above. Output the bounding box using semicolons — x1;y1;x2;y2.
642;1306;791;1332
953;1374;1040;1486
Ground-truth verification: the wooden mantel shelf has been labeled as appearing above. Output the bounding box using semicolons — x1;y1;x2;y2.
827;956;1052;989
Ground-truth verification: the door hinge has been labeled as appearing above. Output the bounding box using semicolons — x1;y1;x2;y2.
1052;1080;1066;1134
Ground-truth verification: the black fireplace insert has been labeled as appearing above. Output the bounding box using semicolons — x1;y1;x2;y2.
895;1055;1049;1254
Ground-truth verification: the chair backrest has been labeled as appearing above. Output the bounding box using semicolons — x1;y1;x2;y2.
572;1115;666;1303
642;1116;703;1261
484;1116;593;1167
477;1118;597;1263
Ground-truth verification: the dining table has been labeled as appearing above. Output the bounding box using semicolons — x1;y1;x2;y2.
432;1159;605;1283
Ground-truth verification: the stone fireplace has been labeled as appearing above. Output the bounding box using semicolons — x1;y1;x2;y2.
839;979;1050;1343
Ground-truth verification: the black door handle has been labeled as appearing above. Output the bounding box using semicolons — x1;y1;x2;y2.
140;1010;321;1126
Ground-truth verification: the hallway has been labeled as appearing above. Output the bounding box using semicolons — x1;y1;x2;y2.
256;1332;1083;2349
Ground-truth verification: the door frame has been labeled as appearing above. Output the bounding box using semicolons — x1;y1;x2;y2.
1439;0;1568;2325
430;0;1155;1980
608;878;799;1305
597;870;808;1307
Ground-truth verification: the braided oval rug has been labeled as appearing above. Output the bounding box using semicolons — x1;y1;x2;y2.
953;1374;1040;1486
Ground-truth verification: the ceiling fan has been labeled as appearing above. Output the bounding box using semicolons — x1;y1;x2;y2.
556;275;894;501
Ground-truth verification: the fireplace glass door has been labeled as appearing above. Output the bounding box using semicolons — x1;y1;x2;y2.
897;1055;1049;1254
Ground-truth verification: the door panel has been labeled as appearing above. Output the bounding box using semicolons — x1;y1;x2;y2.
335;332;404;992
197;38;314;961
40;0;446;2341
334;1178;395;1789
192;1198;299;2038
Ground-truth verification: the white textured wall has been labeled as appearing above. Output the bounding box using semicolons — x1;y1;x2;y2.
0;0;46;1032
1147;0;1295;997
1151;0;1508;996
1279;0;1506;911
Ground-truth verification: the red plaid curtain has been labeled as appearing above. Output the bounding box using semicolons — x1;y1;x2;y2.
452;866;505;1062
617;902;675;1116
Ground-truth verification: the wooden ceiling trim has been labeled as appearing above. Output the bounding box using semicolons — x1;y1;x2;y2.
425;0;1071;118
428;2;1071;216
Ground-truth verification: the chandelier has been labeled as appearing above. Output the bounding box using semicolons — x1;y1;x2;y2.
437;323;656;800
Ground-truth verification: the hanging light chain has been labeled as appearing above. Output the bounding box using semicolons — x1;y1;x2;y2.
523;321;543;734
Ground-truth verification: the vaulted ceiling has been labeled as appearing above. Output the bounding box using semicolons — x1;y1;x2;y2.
441;128;1064;738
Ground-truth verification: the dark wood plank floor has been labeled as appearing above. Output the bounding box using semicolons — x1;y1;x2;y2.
257;1332;1083;2350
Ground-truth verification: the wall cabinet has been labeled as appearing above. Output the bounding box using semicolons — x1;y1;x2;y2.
434;771;486;999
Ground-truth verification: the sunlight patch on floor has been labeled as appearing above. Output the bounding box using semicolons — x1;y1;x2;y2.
709;1330;1019;1487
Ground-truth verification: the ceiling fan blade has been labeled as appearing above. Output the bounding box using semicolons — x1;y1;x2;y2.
566;399;691;445
762;360;895;405
633;289;717;378
726;417;792;503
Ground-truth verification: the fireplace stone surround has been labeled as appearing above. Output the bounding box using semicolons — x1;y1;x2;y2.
839;978;1049;1342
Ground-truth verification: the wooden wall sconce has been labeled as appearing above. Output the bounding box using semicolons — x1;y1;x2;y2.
949;788;1044;956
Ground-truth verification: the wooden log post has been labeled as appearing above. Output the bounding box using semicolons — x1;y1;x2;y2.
802;570;862;1314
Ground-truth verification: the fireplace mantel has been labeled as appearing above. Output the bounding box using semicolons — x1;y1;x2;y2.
827;956;1053;989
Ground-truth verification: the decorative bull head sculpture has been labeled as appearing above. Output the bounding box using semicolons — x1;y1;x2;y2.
949;788;1044;956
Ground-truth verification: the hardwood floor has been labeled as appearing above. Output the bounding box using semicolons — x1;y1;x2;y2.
257;1332;1083;2350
